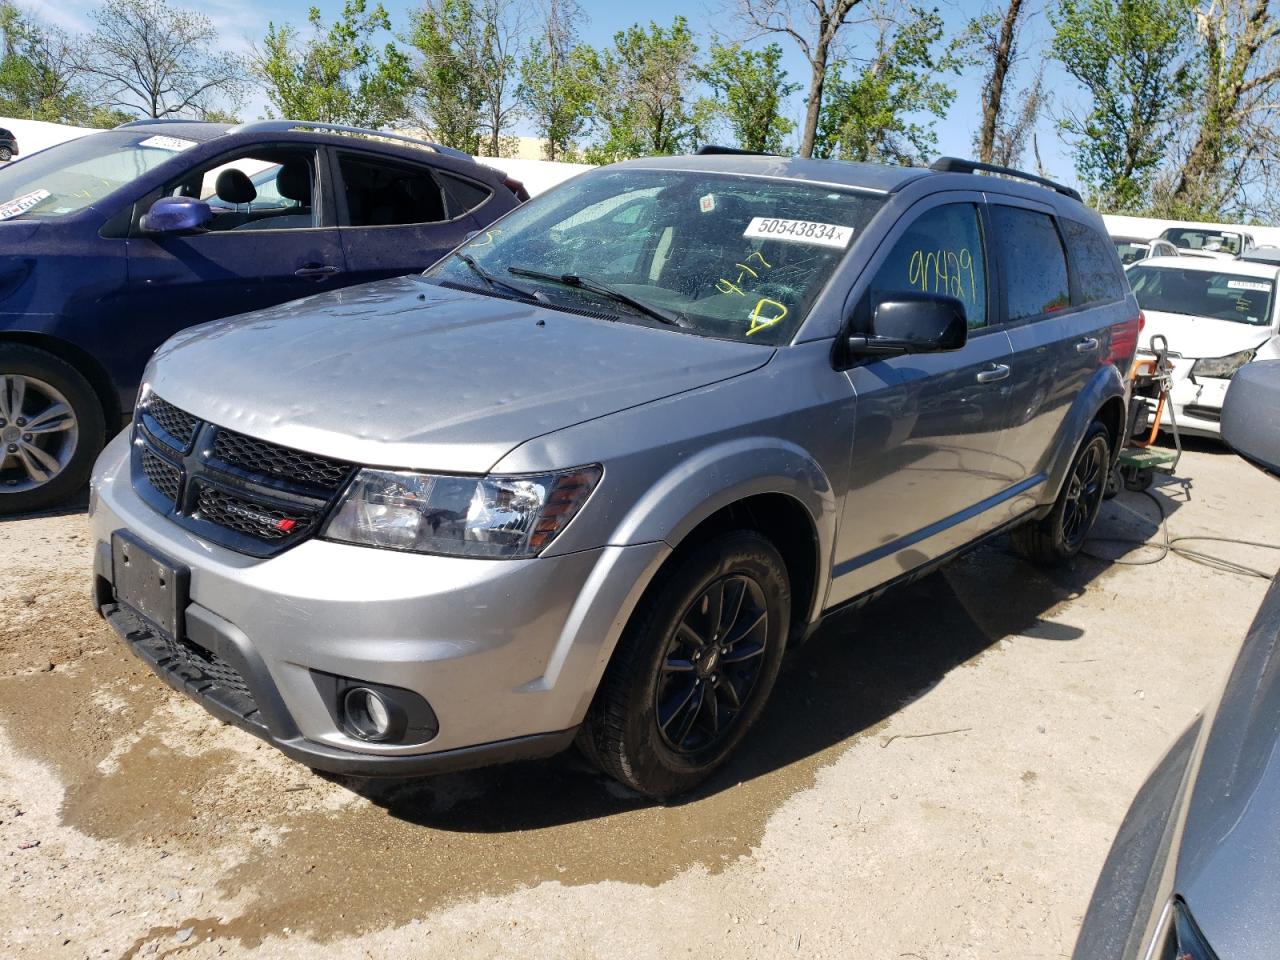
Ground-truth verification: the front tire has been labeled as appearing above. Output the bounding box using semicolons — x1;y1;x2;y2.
579;531;790;799
0;345;106;515
1011;420;1111;565
0;147;12;162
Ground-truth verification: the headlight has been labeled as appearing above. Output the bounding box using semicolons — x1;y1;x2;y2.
1190;348;1255;380
322;465;601;558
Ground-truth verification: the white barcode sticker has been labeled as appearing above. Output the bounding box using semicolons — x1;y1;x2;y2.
744;216;854;248
138;135;197;152
0;188;50;221
1227;280;1271;292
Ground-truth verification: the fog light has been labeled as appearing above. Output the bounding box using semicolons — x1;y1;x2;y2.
343;687;393;741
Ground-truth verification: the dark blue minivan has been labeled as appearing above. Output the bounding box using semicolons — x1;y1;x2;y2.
0;120;523;512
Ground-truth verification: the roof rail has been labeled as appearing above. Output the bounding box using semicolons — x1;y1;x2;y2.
696;144;773;156
114;118;218;129
228;120;474;161
929;156;1082;202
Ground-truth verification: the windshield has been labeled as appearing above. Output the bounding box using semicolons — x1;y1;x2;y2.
1114;240;1150;265
1162;228;1243;256
1127;266;1275;325
0;131;196;221
424;168;885;344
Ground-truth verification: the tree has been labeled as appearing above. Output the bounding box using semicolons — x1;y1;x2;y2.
813;4;958;164
253;0;410;128
518;0;594;160
474;0;526;157
586;17;700;163
407;0;489;153
699;42;799;152
1162;0;1280;220
76;0;246;119
733;0;869;156
960;0;1038;165
1050;0;1198;212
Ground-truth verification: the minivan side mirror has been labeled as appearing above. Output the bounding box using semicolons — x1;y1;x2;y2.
140;196;212;235
847;292;968;357
1221;359;1280;476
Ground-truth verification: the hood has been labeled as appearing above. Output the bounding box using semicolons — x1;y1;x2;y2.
1175;576;1280;959
150;276;774;473
1141;310;1273;359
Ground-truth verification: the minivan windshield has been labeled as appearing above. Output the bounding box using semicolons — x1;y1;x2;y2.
1161;227;1244;256
0;131;194;221
424;167;885;345
1127;265;1275;326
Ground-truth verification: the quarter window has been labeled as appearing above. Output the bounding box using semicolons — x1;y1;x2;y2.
991;206;1070;321
869;203;988;329
339;154;449;227
1062;218;1125;305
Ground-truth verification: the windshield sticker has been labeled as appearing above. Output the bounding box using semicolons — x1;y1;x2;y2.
744;217;853;248
0;188;51;221
699;194;716;213
138;135;198;152
1227;280;1271;292
746;298;788;336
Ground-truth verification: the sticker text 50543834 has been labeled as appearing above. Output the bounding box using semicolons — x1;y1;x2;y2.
743;217;854;249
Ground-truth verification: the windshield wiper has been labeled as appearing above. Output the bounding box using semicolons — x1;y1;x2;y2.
452;251;544;302
507;266;687;327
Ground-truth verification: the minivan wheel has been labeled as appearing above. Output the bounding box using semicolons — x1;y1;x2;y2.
1011;420;1111;565
579;531;790;799
0;345;106;515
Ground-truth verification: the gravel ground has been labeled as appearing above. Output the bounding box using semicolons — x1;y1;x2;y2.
3;441;1278;960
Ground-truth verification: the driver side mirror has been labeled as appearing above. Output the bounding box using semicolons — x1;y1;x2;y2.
140;196;212;235
847;292;968;357
1222;359;1280;476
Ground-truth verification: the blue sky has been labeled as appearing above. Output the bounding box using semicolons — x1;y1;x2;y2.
33;0;1085;188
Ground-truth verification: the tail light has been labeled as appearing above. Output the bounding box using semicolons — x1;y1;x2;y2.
504;176;529;202
1138;309;1146;333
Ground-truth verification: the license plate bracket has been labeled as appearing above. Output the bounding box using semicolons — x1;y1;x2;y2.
111;531;189;639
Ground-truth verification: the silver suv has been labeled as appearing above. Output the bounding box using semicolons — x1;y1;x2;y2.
89;153;1139;798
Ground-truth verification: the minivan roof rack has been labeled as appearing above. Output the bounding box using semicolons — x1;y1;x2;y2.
930;156;1082;202
227;120;474;161
696;144;776;157
115;118;209;128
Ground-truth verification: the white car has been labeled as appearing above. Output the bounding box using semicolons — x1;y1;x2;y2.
1159;226;1255;261
1112;234;1179;266
1126;257;1280;437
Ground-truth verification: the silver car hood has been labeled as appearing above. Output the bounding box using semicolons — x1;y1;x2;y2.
149;276;774;473
1176;576;1280;958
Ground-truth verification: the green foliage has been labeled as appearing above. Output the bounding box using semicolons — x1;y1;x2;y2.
518;1;594;161
585;17;699;163
254;0;410;128
698;42;798;153
406;0;491;153
1050;0;1197;212
813;6;958;165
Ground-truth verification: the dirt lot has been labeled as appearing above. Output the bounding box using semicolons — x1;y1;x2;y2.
3;442;1277;960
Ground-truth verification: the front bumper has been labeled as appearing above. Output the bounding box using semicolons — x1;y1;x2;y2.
89;430;670;775
1153;366;1229;438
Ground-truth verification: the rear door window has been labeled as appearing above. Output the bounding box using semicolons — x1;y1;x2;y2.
868;202;989;329
436;171;493;217
990;205;1070;321
1062;219;1126;305
338;154;449;227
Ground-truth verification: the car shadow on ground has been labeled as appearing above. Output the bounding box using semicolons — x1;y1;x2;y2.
349;509;1164;833
1;489;90;521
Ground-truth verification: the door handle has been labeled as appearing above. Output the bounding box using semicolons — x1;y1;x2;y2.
976;363;1011;384
294;264;340;278
1075;337;1100;353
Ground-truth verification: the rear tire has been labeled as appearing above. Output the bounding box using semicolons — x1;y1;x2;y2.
1011;420;1111;565
0;147;12;162
579;531;790;799
0;345;106;515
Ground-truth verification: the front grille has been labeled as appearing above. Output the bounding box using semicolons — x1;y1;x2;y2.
144;395;198;449
131;395;343;557
140;447;181;503
213;430;351;491
193;484;313;541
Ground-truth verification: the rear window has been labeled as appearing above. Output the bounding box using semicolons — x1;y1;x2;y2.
1114;239;1150;266
1127;266;1275;325
1162;228;1243;256
1063;219;1126;304
990;205;1070;321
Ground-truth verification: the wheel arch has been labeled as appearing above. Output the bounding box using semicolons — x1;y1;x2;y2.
1041;365;1126;508
0;331;122;429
